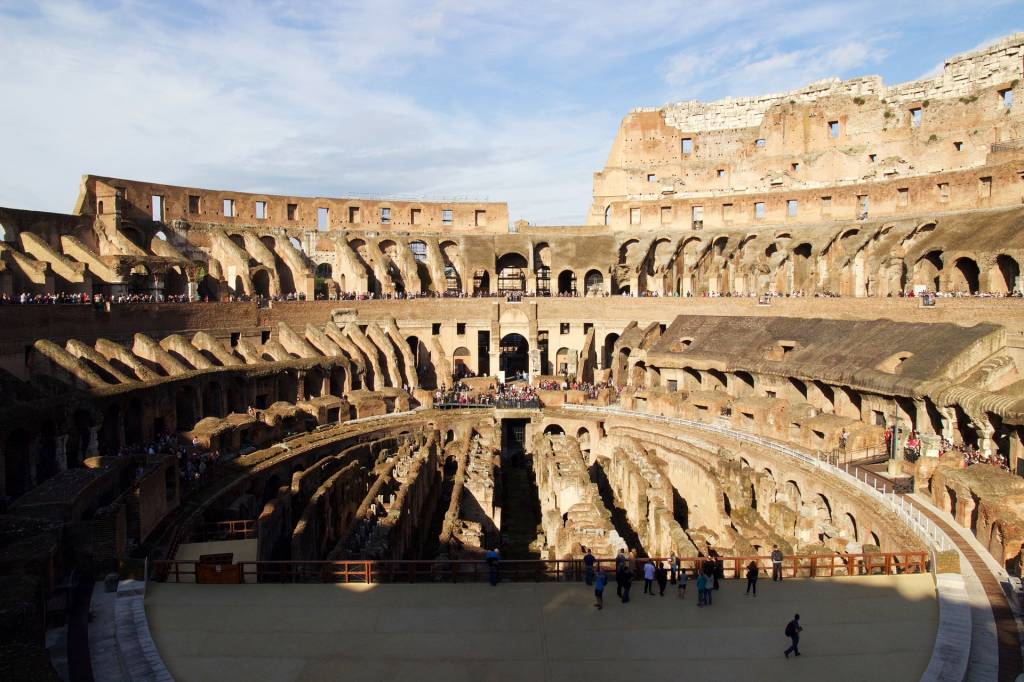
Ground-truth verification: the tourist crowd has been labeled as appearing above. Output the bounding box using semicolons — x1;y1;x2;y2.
433;381;540;408
1;292;193;305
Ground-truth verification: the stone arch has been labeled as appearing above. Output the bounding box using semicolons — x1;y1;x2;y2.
603;205;611;225
841;512;858;541
614;346;631;387
583;269;604;295
913;250;943;290
951;257;980;294
602;333;619;371
577;428;591;455
252;269;271;298
994;254;1019;294
499;333;529;377
452;346;472;378
554;347;571;375
496;253;528;294
783;479;802;508
618;239;640;266
543;424;565;436
557;269;577;295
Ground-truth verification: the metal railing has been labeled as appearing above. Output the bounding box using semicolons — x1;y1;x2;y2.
562;405;952;552
151;551;927;585
186;519;257;543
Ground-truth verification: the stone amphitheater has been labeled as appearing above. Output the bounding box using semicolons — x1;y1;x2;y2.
2;33;1024;682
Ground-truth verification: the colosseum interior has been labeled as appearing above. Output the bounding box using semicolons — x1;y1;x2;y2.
3;32;1024;682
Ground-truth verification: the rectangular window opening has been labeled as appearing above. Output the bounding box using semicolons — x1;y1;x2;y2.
786;199;798;217
287;203;298;221
474;209;487;227
432;322;441;335
755;138;766;148
560;322;570;335
938;182;950;202
647;173;657;183
629;207;641;225
791;162;801;172
953;141;963;152
660;206;671;224
754;202;765;219
255;201;267;220
223;198;234;217
821;196;832;216
717;168;725;178
897;187;909;207
910;107;922;127
442;208;453;225
317;207;329;231
828;120;839;138
681;138;693;154
1000;88;1014;108
691;205;703;229
230;332;240;347
722;203;733;222
410;208;422;225
348;206;360;223
979;176;992;199
583;322;593;334
151;195;163;222
188;195;201;214
381;207;391;224
456;322;466;335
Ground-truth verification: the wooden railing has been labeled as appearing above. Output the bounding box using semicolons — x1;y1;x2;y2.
151;551;928;585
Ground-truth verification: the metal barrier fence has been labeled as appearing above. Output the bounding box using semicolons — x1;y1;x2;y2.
562;405;952;552
151;551;927;584
185;519;257;543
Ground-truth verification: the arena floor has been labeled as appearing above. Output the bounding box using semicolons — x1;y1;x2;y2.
145;574;937;682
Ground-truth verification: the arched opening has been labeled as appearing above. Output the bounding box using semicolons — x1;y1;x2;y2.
499;333;529;378
995;255;1020;294
203;381;225;418
614;346;631;387
557;270;576;295
303;369;324;399
842;513;858;541
951;257;980;294
914;251;943;291
783;480;802;508
583;269;604;296
554;347;570;375
164;266;189;298
496;253;528;294
543;424;565;436
315;262;333;299
452;346;472;379
252;269;271;298
629;360;647;387
603;205;611;226
602;333;619;371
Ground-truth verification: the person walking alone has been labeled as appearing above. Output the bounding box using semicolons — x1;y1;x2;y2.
771;545;784;582
643;558;656;595
745;560;759;597
669;552;679;584
677;569;688;600
784;614;803;658
485;548;500;586
696;572;707;607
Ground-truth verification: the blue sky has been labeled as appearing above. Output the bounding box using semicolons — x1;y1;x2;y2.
0;0;1021;225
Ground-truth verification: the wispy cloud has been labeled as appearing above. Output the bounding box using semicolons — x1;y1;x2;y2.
0;0;1018;224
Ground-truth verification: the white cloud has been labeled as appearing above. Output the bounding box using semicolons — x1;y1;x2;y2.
0;0;1017;224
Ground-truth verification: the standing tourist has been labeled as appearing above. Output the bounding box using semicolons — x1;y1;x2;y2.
696;572;707;607
643;558;656;595
594;568;607;610
485;548;500;586
745;560;759;597
669;552;680;584
677;568;688;599
620;564;633;603
655;561;668;596
583;547;596;586
771;545;784;581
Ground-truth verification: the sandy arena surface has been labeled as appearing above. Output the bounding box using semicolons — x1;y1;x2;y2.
146;574;937;682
